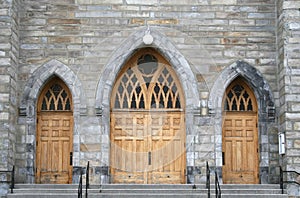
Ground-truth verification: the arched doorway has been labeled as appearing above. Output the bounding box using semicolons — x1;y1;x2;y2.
36;77;73;184
110;48;186;184
222;78;259;184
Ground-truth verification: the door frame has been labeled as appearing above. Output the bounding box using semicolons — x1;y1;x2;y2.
35;77;74;184
221;77;259;184
20;60;83;184
209;61;276;184
109;48;187;184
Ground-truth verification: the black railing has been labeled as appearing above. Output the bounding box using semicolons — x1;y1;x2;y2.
86;161;89;198
78;169;83;198
78;161;90;198
215;171;221;198
206;162;221;198
280;166;300;194
0;165;15;194
206;162;210;198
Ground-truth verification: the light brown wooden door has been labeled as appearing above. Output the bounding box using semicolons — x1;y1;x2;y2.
111;112;148;184
222;78;259;184
111;111;185;184
149;112;185;184
110;48;186;184
36;78;73;184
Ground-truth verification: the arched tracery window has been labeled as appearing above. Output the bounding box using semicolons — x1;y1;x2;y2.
38;77;72;112
112;49;183;110
224;78;257;112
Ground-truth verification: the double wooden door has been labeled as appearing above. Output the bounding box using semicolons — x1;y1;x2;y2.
110;111;185;184
110;48;186;184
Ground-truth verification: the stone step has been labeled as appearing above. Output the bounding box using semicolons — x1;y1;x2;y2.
13;184;78;189
11;188;283;194
12;183;282;189
7;184;288;198
7;193;289;198
99;184;282;189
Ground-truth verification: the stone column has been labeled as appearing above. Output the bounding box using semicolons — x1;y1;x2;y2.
0;0;19;195
277;0;300;196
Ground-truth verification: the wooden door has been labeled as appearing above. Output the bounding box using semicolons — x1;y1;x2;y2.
222;78;259;184
110;48;186;184
111;111;185;184
149;112;185;184
36;78;73;184
110;112;148;184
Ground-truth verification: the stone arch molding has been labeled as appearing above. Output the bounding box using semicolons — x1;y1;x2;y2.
21;59;85;115
95;27;199;169
209;60;275;169
96;26;199;115
209;60;275;112
20;59;84;182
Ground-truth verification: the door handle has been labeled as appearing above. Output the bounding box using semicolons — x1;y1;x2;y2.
70;152;73;165
222;152;225;165
148;152;151;165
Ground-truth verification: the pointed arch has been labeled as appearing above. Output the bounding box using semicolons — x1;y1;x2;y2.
96;27;199;170
36;77;73;184
223;77;257;112
95;27;199;112
110;48;186;184
37;77;73;112
111;48;185;110
21;59;84;110
209;60;275;184
222;77;259;184
19;59;84;183
209;60;274;113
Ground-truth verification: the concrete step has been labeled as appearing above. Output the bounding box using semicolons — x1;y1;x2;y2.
12;183;282;189
7;184;288;198
7;193;289;198
11;188;283;194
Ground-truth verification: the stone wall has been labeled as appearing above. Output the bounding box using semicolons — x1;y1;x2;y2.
10;0;284;188
277;0;300;196
0;0;19;195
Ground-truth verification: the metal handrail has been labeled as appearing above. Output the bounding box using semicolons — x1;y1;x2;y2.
215;171;221;198
78;169;83;198
0;165;15;193
206;161;210;198
280;166;300;194
206;162;221;198
86;161;89;198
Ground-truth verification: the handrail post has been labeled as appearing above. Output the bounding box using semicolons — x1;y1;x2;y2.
11;166;15;194
215;170;221;198
280;167;283;194
215;172;217;198
86;161;89;198
78;169;83;198
206;162;210;198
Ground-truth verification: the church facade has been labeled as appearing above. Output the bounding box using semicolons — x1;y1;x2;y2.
1;0;300;196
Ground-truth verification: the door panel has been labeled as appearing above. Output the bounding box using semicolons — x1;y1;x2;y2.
37;113;73;184
222;113;258;184
110;112;185;184
149;112;185;184
110;113;148;184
